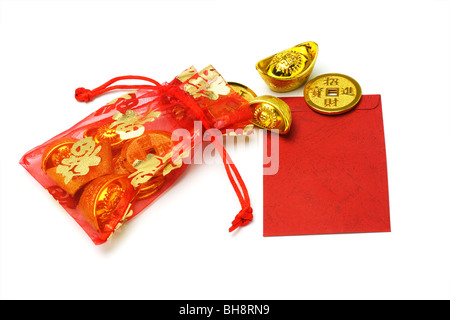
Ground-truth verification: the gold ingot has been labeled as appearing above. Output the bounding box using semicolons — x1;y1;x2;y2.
256;41;318;92
249;95;292;134
304;73;362;115
79;174;134;232
112;152;131;175
229;82;257;102
229;82;292;133
42;137;114;196
84;124;124;151
41;137;79;172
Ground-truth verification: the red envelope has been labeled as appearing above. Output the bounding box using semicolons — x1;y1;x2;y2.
263;94;390;236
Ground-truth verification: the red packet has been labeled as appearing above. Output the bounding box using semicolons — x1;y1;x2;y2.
263;95;390;236
20;65;254;244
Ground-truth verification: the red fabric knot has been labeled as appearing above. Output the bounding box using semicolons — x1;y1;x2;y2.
229;205;253;232
75;87;94;102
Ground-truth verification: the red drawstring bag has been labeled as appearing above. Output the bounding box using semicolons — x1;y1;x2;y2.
20;65;254;244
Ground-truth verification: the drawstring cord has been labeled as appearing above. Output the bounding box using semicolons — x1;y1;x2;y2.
211;136;253;232
168;87;253;232
75;75;161;102
75;76;253;232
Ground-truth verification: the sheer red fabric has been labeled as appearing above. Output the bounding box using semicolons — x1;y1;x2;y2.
20;66;254;244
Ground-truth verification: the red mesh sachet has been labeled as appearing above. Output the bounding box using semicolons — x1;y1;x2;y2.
20;65;254;244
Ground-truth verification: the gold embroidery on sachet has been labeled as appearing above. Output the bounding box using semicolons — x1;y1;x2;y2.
176;66;197;82
128;142;195;189
183;65;230;100
128;153;172;188
110;109;161;140
56;136;102;184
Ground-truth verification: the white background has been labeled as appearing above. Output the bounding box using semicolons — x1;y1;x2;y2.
0;0;449;300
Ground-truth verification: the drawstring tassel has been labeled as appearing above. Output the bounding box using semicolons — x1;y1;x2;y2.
229;206;253;232
210;136;253;232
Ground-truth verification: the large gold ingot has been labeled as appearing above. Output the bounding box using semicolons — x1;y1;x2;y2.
256;41;318;92
249;95;292;134
79;174;134;232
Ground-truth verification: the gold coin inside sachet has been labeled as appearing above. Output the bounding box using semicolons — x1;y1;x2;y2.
113;130;173;200
304;73;362;115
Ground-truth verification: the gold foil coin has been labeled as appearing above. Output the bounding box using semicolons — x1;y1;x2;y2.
229;82;257;102
304;73;362;115
249;95;292;134
135;175;165;200
116;130;173;199
122;130;173;173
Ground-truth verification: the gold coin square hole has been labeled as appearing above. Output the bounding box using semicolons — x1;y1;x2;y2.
326;88;339;97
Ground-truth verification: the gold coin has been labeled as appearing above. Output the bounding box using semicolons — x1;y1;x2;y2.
304;73;362;115
122;130;173;173
229;82;257;102
115;130;173;199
